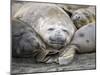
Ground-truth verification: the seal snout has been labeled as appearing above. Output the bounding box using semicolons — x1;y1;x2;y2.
48;29;66;45
49;36;65;44
72;14;81;21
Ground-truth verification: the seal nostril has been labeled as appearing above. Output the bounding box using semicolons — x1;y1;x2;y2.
73;15;80;20
78;16;80;19
76;15;80;20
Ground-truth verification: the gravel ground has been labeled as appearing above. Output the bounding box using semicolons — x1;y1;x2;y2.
11;53;96;74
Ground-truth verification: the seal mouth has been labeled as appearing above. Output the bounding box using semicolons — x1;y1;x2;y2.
49;38;66;45
48;42;65;49
49;40;65;45
50;42;65;45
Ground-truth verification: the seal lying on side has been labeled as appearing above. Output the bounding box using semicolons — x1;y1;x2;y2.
14;3;76;64
12;18;51;62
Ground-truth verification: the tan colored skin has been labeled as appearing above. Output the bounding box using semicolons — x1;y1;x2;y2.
71;7;95;29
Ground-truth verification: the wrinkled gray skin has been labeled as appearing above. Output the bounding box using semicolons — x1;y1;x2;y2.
12;18;46;58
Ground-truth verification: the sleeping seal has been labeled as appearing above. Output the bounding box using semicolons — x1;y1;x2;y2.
14;3;76;49
12;18;51;62
13;3;95;65
14;3;77;64
71;7;96;29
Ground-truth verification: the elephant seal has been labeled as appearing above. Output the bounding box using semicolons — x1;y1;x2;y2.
70;23;96;53
13;3;95;65
46;23;96;65
12;18;52;62
71;7;96;29
14;3;77;64
14;3;76;50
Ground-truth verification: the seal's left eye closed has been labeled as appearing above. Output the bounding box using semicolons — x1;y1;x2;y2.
48;28;54;31
62;29;69;35
62;29;67;32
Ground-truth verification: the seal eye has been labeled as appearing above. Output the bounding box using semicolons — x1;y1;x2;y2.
48;28;54;31
62;29;68;33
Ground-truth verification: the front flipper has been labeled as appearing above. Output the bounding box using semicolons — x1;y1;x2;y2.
45;45;77;65
58;45;76;65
